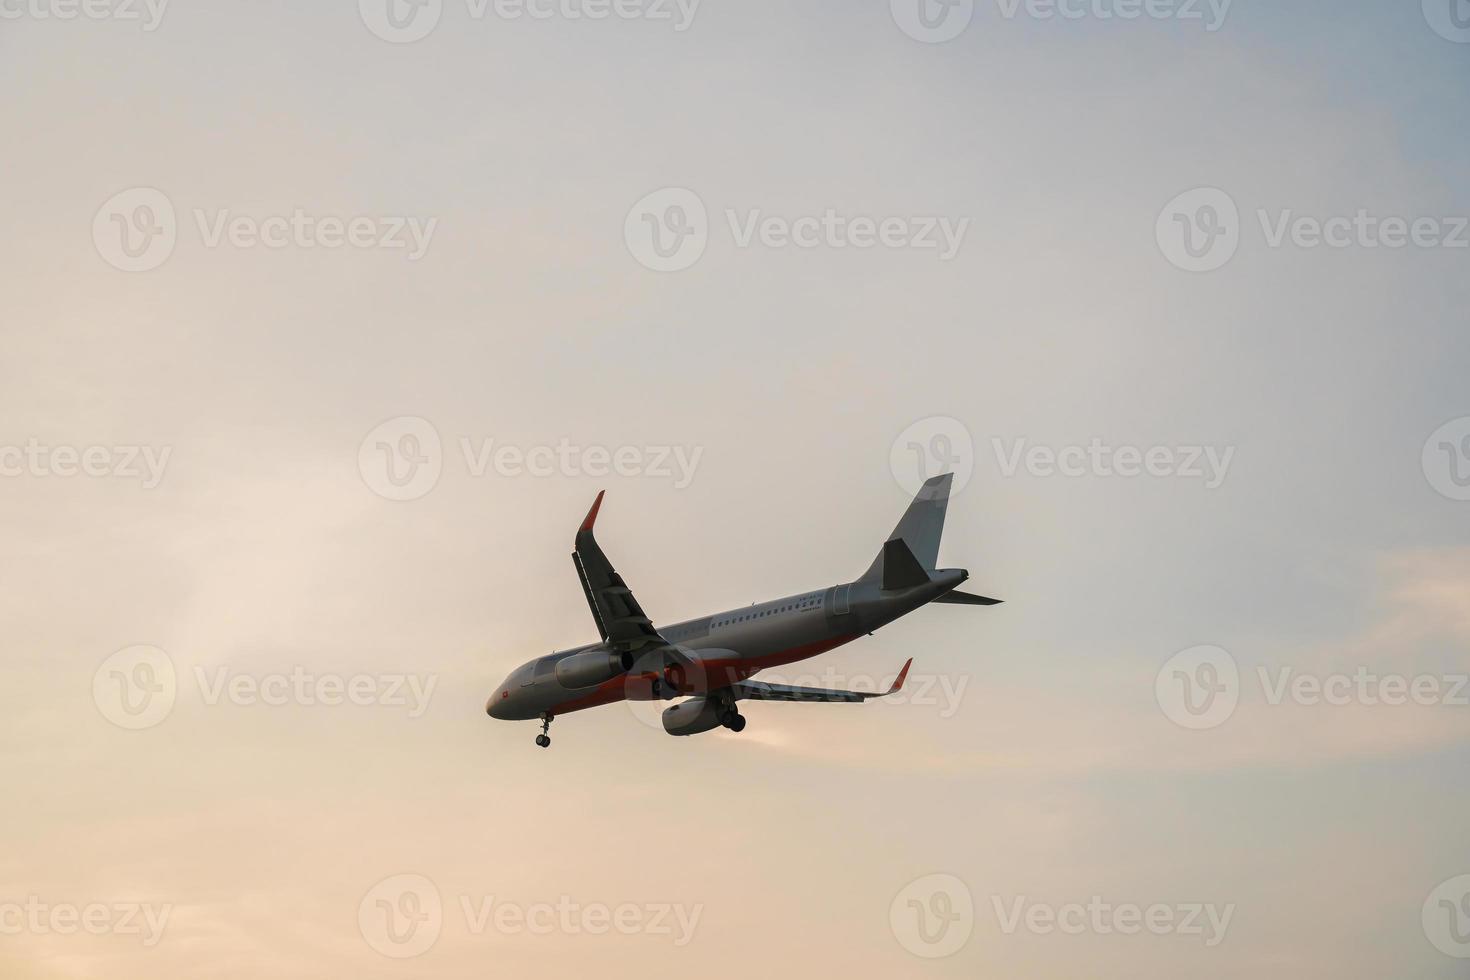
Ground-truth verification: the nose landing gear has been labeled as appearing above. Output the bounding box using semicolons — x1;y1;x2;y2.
535;712;554;748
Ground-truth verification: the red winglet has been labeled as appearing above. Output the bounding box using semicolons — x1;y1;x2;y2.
889;658;914;695
579;490;606;534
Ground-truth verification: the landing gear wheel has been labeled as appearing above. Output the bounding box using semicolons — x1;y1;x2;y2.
728;714;747;733
535;734;551;748
536;712;554;748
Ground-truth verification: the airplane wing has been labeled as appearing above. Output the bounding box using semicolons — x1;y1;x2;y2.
572;491;690;665
732;659;913;703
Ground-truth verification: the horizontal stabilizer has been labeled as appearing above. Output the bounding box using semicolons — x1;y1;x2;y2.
933;590;1003;606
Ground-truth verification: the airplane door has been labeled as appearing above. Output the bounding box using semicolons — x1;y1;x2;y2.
834;584;851;616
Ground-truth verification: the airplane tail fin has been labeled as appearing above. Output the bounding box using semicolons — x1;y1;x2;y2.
860;474;952;588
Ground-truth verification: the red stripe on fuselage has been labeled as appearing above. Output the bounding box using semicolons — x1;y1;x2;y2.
548;632;864;715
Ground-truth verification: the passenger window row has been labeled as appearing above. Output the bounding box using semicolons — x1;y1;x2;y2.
712;593;824;630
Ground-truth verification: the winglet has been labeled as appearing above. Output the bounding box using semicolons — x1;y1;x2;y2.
887;658;914;696
579;490;606;534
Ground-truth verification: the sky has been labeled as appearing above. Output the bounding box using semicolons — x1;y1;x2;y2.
1;0;1469;977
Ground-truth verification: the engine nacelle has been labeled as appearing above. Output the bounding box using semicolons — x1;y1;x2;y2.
662;696;725;737
554;649;632;689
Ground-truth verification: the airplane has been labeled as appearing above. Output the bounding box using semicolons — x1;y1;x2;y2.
486;473;1000;747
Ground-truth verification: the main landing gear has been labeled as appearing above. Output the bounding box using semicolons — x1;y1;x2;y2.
718;705;746;733
535;712;554;748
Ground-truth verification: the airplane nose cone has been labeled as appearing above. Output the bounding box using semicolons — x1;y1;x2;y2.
486;692;505;718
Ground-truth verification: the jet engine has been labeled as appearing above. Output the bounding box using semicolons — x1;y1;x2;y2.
662;696;725;737
554;649;632;689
